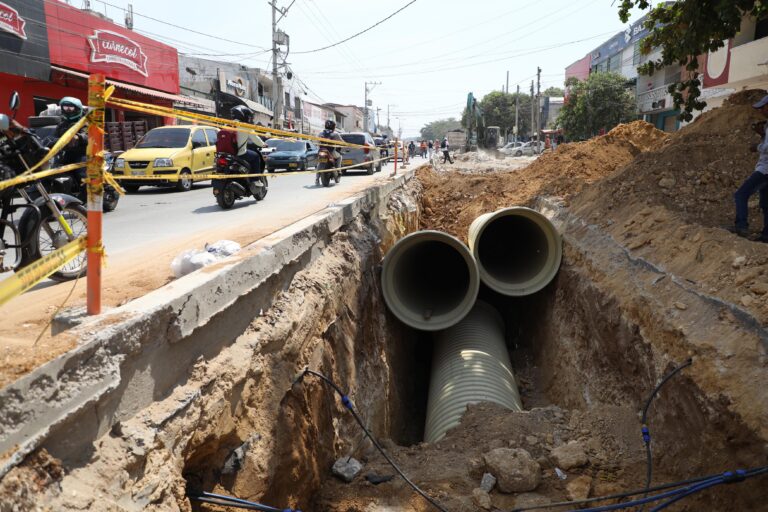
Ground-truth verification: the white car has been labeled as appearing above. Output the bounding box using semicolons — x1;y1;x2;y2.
499;142;523;155
508;141;544;157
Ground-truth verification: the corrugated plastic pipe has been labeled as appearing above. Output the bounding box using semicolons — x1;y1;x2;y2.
424;301;522;443
468;207;562;296
381;230;480;331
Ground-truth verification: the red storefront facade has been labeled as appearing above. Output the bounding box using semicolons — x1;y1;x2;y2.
0;0;197;132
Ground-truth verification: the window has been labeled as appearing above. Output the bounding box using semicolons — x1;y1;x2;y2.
341;134;365;145
204;128;218;146
135;128;190;148
633;40;642;66
191;129;207;147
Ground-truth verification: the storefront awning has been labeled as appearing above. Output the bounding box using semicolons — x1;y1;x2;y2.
51;66;209;109
242;98;273;117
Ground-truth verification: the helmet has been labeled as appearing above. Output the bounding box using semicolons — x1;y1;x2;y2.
324;119;336;131
230;105;254;123
59;97;84;122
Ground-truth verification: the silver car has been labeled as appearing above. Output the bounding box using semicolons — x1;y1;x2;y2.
339;132;382;174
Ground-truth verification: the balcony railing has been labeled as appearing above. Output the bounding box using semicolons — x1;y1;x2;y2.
637;85;673;113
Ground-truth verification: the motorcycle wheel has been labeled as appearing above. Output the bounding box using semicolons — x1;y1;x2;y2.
321;171;331;187
217;186;236;209
253;177;268;201
32;203;89;282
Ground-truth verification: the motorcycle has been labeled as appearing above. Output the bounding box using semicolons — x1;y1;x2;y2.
0;92;87;281
212;151;268;209
316;147;341;187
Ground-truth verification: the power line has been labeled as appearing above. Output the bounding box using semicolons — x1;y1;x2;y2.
293;0;418;54
91;0;269;50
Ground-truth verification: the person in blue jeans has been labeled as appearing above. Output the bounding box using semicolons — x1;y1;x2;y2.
730;94;768;242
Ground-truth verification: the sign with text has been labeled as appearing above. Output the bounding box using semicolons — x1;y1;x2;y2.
88;30;148;77
0;1;26;39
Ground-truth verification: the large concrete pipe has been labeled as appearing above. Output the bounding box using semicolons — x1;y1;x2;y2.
382;230;480;331
468;207;562;296
424;301;522;443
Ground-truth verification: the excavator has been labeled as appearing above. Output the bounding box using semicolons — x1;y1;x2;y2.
464;92;501;152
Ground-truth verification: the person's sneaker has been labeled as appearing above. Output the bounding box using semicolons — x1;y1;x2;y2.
725;225;750;238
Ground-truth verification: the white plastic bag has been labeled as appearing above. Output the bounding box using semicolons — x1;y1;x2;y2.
205;240;241;257
171;249;217;278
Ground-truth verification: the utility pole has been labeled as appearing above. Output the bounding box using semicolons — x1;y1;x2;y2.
271;1;279;128
376;107;381;133
506;71;509;94
530;80;535;140
515;84;519;143
364;81;381;133
536;66;542;145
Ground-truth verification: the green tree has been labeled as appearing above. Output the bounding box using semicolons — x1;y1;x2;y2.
475;91;532;138
543;86;565;97
420;118;462;141
557;72;637;140
618;0;767;121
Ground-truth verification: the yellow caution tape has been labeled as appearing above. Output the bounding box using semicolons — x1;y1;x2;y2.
0;236;87;307
107;96;379;150
0;162;87;192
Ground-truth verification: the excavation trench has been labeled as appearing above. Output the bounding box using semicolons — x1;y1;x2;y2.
5;173;767;511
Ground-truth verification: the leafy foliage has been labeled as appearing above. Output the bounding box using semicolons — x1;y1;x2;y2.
420;118;462;141
543;86;565;97
464;91;532;137
618;0;767;121
557;72;637;140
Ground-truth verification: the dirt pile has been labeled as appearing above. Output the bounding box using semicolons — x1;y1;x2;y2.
418;120;666;240
577;89;767;229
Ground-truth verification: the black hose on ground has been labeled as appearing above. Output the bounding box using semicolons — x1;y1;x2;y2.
638;357;693;511
187;490;299;511
294;368;450;512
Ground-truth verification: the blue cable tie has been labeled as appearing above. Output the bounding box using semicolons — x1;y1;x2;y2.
341;395;352;409
641;426;651;444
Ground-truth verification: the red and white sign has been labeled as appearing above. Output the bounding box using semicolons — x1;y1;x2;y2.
88;29;148;77
0;1;27;40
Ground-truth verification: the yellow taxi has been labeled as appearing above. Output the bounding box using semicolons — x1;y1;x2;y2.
112;125;218;192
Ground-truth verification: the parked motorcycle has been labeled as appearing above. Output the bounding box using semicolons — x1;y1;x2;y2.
212;152;268;209
316;147;341;187
0;92;87;281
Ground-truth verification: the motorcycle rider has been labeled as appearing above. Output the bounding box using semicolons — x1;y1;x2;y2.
317;119;342;185
230;105;266;173
54;97;88;165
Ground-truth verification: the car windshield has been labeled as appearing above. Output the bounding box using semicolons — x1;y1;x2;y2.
135;128;190;148
341;134;366;145
267;140;304;152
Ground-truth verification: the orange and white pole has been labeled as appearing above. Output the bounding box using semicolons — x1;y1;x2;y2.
393;142;398;175
86;74;105;315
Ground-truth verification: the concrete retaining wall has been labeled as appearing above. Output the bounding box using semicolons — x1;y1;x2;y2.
0;171;415;478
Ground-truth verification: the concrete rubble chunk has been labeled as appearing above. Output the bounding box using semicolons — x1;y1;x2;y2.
551;440;589;470
483;447;541;493
566;475;593;501
472;488;493;510
332;457;363;483
480;472;496;492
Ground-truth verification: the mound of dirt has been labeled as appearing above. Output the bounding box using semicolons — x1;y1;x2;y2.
418;120;667;240
576;89;767;229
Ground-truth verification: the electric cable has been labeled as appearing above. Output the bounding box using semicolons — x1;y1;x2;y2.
637;357;693;511
294;368;450;512
187;490;300;511
293;0;418;54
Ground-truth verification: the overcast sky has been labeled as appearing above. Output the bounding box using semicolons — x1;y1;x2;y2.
86;0;648;136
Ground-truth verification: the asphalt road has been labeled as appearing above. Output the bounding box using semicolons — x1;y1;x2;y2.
104;160;401;255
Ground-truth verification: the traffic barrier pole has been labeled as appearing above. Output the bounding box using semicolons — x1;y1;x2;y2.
393;143;398;175
86;74;105;315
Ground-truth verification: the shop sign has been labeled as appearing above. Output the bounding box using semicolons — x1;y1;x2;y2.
0;1;27;40
226;77;247;97
88;29;148;77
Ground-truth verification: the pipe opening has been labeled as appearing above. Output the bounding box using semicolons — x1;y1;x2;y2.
477;215;550;283
394;240;470;318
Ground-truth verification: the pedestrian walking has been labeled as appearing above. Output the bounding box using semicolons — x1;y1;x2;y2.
420;140;427;158
728;94;768;242
428;140;434;158
441;137;453;164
